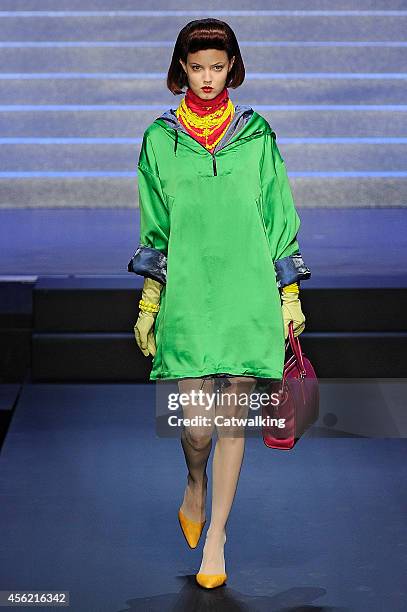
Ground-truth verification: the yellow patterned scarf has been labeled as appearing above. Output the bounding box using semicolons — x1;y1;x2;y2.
175;86;235;152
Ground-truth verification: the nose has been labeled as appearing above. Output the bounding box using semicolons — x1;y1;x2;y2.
203;70;212;83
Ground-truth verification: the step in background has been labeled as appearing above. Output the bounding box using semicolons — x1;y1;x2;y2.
26;276;407;381
0;3;406;209
1;276;406;383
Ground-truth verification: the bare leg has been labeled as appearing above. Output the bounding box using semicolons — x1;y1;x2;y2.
178;377;216;523
198;376;257;574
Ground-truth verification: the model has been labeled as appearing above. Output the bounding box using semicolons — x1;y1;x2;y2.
128;18;311;589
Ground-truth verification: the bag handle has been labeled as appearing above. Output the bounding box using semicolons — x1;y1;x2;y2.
284;321;306;377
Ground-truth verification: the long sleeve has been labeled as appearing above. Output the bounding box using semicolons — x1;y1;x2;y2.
260;130;311;289
127;132;169;285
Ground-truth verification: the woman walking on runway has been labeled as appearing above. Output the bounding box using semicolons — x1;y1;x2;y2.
129;18;311;589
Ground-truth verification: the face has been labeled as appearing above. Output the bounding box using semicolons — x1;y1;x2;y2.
179;49;235;100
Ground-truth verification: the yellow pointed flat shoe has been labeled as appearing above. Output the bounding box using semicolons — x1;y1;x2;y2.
178;508;206;549
195;573;227;589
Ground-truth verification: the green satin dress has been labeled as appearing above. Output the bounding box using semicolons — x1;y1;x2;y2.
136;111;307;381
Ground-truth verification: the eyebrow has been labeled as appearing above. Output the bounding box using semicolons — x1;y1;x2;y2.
190;62;224;67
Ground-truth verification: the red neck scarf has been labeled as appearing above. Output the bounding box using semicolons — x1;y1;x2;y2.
176;86;234;151
185;86;229;115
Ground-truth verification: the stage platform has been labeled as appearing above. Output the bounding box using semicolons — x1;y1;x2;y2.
0;206;406;288
1;206;406;384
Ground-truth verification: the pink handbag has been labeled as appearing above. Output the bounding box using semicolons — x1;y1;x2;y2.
262;321;319;450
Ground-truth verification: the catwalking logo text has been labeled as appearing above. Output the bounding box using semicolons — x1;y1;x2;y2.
167;414;286;428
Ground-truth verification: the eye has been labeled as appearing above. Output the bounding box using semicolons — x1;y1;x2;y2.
214;65;223;70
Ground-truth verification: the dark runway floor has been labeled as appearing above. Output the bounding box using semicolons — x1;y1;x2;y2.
0;382;406;611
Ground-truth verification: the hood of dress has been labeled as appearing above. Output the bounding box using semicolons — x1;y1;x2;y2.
153;103;272;154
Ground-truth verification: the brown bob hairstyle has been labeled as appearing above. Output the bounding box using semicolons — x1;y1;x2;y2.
167;18;245;95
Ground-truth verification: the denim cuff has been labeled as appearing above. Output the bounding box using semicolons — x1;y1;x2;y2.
275;251;311;289
127;244;167;285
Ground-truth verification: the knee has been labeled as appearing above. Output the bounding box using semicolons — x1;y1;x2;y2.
216;429;246;443
184;427;212;450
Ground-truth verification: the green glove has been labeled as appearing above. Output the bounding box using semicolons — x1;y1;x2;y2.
134;277;163;357
281;282;305;339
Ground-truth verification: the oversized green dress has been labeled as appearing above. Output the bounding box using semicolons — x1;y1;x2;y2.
131;110;310;381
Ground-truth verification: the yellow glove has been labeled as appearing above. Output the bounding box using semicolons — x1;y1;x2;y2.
134;277;163;357
281;282;305;339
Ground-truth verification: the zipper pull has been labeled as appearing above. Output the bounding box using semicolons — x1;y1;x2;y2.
212;154;217;176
